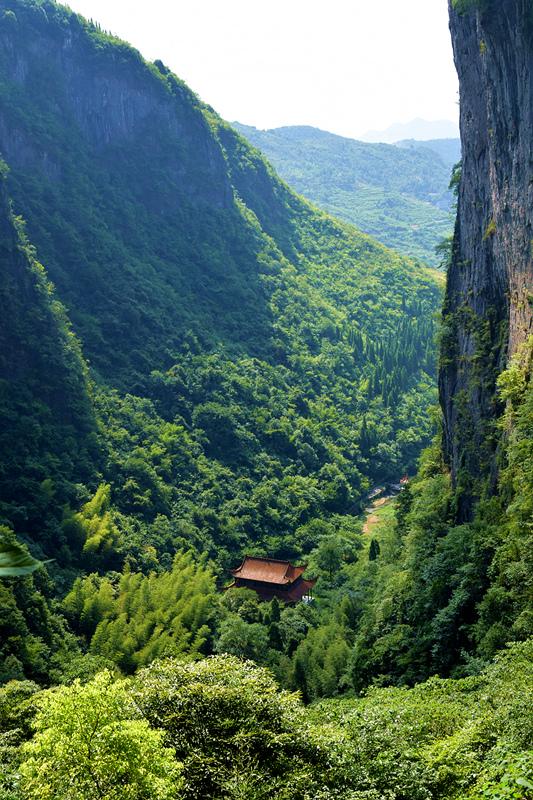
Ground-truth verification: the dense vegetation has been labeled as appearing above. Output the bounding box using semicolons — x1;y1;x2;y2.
1;642;531;799
253;337;532;700
233;123;457;266
0;2;531;798
0;0;442;683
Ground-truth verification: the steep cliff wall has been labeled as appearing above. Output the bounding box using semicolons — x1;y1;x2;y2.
0;3;231;209
441;0;533;516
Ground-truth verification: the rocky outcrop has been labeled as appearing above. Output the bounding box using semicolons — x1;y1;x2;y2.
441;0;533;517
0;2;232;210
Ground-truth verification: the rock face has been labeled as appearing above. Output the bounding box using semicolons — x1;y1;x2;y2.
0;4;232;210
441;0;533;517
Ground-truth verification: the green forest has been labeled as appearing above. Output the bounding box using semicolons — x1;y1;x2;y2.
233;123;458;267
0;0;442;680
0;1;531;799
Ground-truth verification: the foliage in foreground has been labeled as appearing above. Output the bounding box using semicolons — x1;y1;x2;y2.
0;643;531;800
0;537;43;578
20;671;181;800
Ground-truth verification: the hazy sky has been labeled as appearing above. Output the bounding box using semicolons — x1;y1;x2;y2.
66;0;459;140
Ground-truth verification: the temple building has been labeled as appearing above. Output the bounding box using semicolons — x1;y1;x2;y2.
228;556;316;603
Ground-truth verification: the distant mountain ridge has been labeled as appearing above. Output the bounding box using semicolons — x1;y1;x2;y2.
234;123;458;266
361;117;460;143
395;138;462;169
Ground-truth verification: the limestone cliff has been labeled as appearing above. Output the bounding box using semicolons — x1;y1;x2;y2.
0;3;231;210
441;0;533;517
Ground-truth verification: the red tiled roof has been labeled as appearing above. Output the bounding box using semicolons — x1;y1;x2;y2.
229;576;316;603
231;556;307;585
286;564;306;581
285;578;316;603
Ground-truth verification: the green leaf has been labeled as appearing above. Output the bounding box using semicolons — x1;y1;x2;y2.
0;540;43;577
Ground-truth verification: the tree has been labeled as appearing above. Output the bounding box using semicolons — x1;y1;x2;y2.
395;484;413;533
134;656;331;800
310;535;343;581
291;624;351;701
64;552;217;673
61;485;122;567
20;671;181;800
369;538;381;561
268;597;281;624
215;615;269;662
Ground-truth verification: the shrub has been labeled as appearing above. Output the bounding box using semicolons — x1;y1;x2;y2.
20;671;181;800
133;655;331;800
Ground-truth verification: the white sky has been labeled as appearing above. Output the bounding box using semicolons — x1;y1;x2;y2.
65;0;459;140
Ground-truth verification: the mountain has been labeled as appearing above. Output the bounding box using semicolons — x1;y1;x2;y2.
395;137;462;168
0;2;531;799
0;0;441;681
361;117;460;143
332;0;533;686
233;123;455;266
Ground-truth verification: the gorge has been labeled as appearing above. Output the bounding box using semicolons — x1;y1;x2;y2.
0;1;531;798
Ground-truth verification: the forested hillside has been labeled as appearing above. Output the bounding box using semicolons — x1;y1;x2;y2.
279;0;533;694
234;123;457;266
0;0;441;683
395;137;461;168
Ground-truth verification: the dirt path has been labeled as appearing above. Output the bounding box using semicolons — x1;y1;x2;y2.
362;495;394;535
362;514;380;534
371;496;390;509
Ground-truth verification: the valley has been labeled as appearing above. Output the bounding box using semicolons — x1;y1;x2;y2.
234;122;459;266
0;1;531;799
